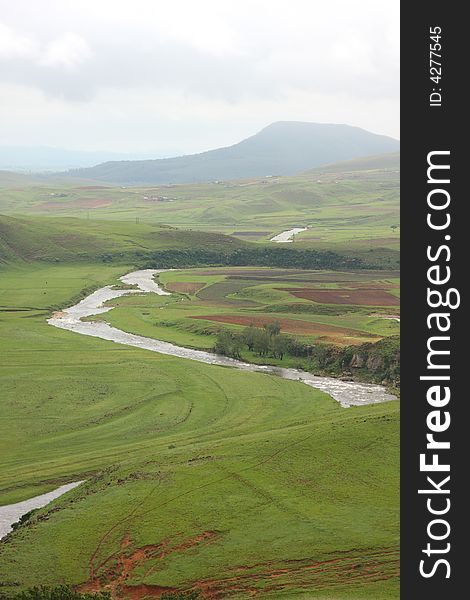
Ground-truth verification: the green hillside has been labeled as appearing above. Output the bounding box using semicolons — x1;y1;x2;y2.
0;214;398;271
0;152;400;267
0;215;247;265
0;144;400;597
0;264;399;598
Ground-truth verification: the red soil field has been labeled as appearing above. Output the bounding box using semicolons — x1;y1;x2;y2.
277;288;400;306
190;314;376;341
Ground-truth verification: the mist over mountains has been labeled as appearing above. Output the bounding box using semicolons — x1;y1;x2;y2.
66;122;399;185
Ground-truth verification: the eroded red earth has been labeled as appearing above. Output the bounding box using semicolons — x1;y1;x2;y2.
78;535;399;599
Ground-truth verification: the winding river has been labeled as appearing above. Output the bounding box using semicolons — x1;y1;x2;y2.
48;269;396;408
0;269;397;538
0;482;83;540
270;227;308;243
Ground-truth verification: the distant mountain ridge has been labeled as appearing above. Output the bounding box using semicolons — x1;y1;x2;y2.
0;146;178;172
67;122;400;185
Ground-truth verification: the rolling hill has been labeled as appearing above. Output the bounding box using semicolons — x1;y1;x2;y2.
0;261;399;598
0;215;367;272
0;144;400;597
66;122;400;185
0;215;247;265
0;150;400;268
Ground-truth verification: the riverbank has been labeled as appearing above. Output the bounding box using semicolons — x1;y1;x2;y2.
48;269;396;408
0;263;399;598
270;227;308;243
0;482;83;540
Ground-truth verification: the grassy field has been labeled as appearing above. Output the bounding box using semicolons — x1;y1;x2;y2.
0;153;399;597
0;157;399;267
0;214;248;265
94;267;399;375
0;262;399;598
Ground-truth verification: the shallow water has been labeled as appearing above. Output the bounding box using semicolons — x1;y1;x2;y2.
48;269;397;408
270;227;308;243
0;481;83;540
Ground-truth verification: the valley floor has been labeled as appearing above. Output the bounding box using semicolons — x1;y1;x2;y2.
0;264;399;599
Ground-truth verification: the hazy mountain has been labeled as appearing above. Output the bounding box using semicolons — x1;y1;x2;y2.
0;146;180;172
66;122;400;185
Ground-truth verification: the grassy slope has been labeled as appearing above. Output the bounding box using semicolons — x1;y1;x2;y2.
0;263;399;599
0;173;400;598
0;157;399;263
0;215;247;265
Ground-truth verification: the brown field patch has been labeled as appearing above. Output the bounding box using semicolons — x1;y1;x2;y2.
277;288;400;306
190;314;376;341
37;197;112;210
165;281;206;294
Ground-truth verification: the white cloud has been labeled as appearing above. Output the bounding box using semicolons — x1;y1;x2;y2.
38;32;93;68
0;22;92;70
0;23;37;60
0;0;399;151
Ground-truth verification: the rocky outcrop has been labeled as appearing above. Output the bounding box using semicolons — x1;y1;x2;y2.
310;336;400;386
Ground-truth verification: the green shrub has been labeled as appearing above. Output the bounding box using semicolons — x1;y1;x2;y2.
8;586;111;600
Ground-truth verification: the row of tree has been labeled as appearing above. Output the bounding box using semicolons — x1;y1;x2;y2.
141;247;368;270
214;322;290;360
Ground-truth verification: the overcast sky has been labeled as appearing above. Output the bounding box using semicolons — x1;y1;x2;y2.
0;0;399;155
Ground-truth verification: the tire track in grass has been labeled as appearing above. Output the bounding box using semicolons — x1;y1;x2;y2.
87;418;341;583
89;476;164;580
